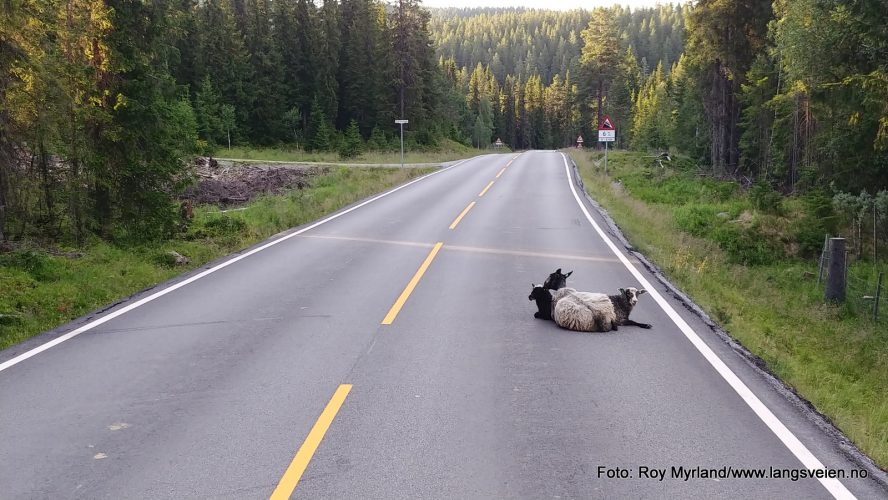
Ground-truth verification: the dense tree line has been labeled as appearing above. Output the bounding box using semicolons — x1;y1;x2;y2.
429;5;688;150
0;0;461;243
436;4;887;195
3;1;886;246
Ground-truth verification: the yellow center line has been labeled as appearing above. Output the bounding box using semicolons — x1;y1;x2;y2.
496;167;506;178
270;384;352;500
381;242;444;324
448;202;475;230
478;180;495;197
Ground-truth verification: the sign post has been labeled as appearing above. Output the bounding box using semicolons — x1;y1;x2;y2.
395;119;409;168
598;115;616;175
495;138;503;149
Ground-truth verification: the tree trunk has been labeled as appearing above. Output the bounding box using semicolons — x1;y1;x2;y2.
595;79;603;151
0;147;7;242
70;157;83;245
39;138;54;222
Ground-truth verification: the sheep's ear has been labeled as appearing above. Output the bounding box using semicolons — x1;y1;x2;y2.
619;288;626;295
638;289;647;296
555;268;562;274
565;270;573;277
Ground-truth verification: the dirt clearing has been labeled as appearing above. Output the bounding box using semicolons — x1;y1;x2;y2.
181;157;329;206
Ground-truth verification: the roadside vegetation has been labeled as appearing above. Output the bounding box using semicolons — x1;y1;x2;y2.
0;167;432;350
570;149;888;468
215;138;478;164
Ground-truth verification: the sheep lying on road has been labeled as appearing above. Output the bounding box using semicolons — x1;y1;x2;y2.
529;283;652;332
529;268;572;320
543;268;572;290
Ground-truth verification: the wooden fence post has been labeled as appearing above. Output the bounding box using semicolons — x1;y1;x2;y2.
825;238;847;303
817;234;829;286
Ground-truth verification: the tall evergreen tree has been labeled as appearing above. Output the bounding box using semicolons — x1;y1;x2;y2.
685;0;773;174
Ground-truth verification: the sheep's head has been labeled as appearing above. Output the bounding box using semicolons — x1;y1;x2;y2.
529;284;549;301
543;268;572;290
619;287;647;307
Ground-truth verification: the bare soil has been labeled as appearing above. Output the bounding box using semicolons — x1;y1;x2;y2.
181;157;329;206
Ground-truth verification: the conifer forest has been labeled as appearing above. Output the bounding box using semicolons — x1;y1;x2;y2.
1;1;887;244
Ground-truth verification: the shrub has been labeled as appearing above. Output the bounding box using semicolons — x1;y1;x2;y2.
794;215;829;258
711;224;784;265
673;205;722;236
803;189;839;233
750;182;784;215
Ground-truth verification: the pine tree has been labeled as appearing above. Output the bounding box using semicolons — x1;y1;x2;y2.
307;98;333;151
580;8;622;138
339;119;364;158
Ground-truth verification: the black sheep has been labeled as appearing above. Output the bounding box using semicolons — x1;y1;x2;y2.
528;268;572;320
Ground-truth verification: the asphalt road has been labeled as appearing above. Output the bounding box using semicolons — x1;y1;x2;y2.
1;151;886;499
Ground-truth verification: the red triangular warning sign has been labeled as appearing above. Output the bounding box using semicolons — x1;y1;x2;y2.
599;115;615;130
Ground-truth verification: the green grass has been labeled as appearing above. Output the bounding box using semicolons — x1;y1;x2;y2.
0;166;433;350
570;149;888;468
215;138;481;164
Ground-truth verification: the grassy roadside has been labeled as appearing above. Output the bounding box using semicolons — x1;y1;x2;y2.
214;138;483;164
0;166;434;350
569;149;888;468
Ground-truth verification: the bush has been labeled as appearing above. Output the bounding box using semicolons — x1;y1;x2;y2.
673;205;722;236
794;215;829;258
803;189;839;233
711;224;784;265
750;182;784;215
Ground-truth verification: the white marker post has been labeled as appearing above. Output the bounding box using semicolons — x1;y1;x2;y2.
598;115;616;175
395;119;409;168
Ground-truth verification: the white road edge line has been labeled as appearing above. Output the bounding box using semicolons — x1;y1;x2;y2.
560;153;855;500
0;158;476;374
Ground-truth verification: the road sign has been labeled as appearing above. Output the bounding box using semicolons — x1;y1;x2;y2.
576;135;584;143
495;138;503;145
395;119;409;124
598;115;616;142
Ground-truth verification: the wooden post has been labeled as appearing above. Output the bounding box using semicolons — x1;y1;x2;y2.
825;238;846;302
874;272;883;322
817;234;829;285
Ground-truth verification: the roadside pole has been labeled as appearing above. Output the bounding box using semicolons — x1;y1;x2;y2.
604;141;608;176
395;119;408;168
598;115;615;175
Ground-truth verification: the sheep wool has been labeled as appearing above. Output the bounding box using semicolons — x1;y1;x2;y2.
551;288;618;332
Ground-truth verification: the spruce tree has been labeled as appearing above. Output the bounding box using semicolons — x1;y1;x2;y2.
339;119;364;158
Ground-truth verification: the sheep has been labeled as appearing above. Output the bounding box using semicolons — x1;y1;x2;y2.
529;284;555;320
528;268;573;320
543;268;572;290
529;284;652;332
